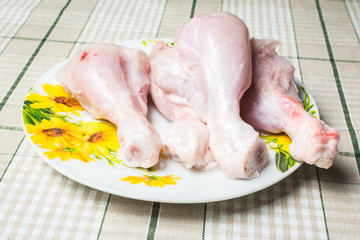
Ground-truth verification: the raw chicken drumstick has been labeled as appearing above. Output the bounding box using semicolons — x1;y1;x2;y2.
241;38;339;169
150;12;269;179
56;44;161;168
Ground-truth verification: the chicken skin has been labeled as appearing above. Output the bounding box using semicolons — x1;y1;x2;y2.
56;44;161;168
241;38;339;168
150;12;269;179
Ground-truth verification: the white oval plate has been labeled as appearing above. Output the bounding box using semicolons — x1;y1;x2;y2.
22;39;318;203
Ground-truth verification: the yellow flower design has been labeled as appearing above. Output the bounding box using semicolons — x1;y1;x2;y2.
26;83;83;116
26;118;82;149
44;138;94;163
121;175;181;187
72;121;119;156
261;132;292;149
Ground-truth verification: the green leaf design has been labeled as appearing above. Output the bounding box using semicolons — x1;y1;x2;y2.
23;98;70;125
275;152;286;173
299;85;316;116
275;151;297;173
22;108;36;125
23;106;51;125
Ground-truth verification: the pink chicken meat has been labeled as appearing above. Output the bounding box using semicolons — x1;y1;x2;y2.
56;44;161;168
150;12;269;179
241;38;339;168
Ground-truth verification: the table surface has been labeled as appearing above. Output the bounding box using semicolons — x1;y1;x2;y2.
1;0;360;239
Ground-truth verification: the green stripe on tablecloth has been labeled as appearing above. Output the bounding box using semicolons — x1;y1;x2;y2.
0;0;72;111
147;202;160;240
0;135;24;182
0;35;90;45
339;151;356;157
0;125;23;131
97;194;111;240
284;56;360;64
202;203;207;240
190;0;197;18
315;0;360;173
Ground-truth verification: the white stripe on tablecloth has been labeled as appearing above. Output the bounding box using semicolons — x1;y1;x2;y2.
223;0;297;57
301;180;312;239
218;201;227;238
233;198;242;240
19;161;55;237
43;177;74;239
104;0;135;42
345;0;360;42
60;185;86;239
77;0;166;43
203;177;327;239
273;184;282;239
246;194;256;239
260;191;269;239
285;180;297;238
128;0;163;40
223;0;302;83
78;0;130;42
0;140;108;239
0;0;41;51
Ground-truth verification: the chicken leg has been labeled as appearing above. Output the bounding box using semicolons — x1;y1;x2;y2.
150;12;269;179
240;38;339;168
56;44;161;168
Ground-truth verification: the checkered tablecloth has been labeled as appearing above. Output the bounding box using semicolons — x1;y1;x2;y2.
1;0;359;239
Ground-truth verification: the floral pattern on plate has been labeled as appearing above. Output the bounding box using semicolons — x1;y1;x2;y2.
23;83;180;187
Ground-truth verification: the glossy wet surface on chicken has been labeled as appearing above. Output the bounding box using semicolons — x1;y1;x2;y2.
150;12;269;179
56;44;161;168
241;38;339;169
